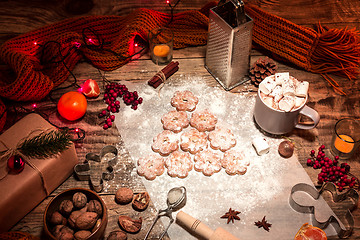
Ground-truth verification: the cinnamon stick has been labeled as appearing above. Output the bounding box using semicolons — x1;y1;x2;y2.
148;61;179;88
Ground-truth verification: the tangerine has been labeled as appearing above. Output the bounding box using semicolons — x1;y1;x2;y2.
57;91;87;121
294;223;327;240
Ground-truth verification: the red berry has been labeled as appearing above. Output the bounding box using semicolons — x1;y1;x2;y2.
103;124;109;130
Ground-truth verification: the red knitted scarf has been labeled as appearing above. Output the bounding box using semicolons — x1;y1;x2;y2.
1;2;359;131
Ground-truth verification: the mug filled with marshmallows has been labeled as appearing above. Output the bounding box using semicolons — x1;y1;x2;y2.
253;72;320;135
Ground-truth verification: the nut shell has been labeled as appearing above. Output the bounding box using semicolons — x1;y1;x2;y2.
73;192;88;209
59;200;74;216
53;225;74;240
88;199;103;216
74;230;92;240
118;215;142;233
107;230;127;240
75;212;98;230
115;187;133;204
49;211;66;225
132;192;150;211
278;140;295;158
68;210;83;229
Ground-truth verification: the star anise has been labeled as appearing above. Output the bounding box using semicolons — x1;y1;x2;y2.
254;216;272;231
220;208;241;224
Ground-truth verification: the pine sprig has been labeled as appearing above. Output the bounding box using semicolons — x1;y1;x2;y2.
18;129;72;159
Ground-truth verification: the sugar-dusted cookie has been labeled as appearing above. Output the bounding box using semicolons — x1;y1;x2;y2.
221;150;249;175
194;149;222;176
190;109;217;132
180;128;207;154
161;110;189;133
137;154;166;180
165;151;193;178
151;130;179;156
170;90;199;112
208;126;236;152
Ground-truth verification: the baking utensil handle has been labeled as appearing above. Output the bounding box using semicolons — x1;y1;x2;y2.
176;211;214;239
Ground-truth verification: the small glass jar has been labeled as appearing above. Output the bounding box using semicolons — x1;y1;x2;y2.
331;118;360;159
149;27;173;65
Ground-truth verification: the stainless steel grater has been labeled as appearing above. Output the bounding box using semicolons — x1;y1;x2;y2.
205;0;253;90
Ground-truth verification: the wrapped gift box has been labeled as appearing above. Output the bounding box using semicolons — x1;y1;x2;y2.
0;113;79;232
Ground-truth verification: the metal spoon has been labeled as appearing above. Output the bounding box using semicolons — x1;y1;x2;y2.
144;186;187;240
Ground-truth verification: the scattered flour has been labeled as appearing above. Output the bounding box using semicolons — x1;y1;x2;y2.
114;76;337;239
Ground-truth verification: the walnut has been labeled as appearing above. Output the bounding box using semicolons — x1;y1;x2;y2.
53;225;74;240
73;192;87;209
118;215;142;233
68;210;83;229
75;212;98;230
115;187;133;204
87;199;103;216
49;211;66;225
74;230;92;240
59;200;74;216
107;230;127;240
132;192;150;211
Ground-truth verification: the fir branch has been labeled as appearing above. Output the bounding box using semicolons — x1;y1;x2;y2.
18;129;72;158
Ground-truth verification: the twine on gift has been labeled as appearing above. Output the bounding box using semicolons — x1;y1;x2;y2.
0;143;50;197
0;128;62;195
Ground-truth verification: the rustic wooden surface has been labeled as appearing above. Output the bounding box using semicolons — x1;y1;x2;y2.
0;0;360;239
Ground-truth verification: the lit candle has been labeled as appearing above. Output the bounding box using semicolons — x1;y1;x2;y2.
334;134;354;153
153;44;170;58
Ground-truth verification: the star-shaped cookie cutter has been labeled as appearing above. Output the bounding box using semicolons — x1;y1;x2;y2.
74;145;118;192
289;182;359;238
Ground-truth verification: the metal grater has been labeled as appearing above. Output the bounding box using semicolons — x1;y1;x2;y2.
205;0;253;90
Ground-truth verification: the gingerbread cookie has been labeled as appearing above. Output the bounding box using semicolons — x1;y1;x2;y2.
194;149;221;176
165;151;193;178
221;150;249;175
152;130;179;156
137;154;165;180
161;110;189;133
208;126;236;152
170;90;199;112
190;109;217;132
180;129;207;154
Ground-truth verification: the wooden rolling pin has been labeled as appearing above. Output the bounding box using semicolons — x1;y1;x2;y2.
176;211;241;240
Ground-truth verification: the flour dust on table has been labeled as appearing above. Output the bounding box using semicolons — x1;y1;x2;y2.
114;77;337;240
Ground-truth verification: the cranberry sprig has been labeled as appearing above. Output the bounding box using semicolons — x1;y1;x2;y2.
306;145;359;192
98;82;143;129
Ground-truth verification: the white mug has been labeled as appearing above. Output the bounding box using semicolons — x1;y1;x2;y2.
253;90;320;135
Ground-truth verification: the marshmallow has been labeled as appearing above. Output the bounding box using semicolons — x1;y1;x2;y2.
275;72;289;85
252;137;270;156
282;77;296;96
295;81;309;98
295;96;306;109
259;75;276;95
269;85;283;102
279;95;295;112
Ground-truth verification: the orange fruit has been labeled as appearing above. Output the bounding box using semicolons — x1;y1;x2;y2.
57;91;87;121
294;223;327;240
153;44;170;57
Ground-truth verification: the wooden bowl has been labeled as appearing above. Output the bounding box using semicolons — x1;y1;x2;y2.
44;188;108;240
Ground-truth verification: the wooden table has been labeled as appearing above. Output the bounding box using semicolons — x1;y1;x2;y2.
0;0;359;239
